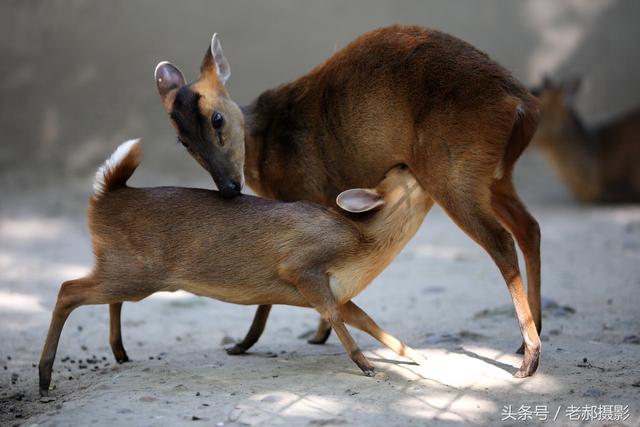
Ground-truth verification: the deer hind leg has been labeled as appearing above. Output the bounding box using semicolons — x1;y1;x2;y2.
491;177;541;354
109;302;129;363
39;276;112;396
339;301;425;365
226;304;272;355
307;318;332;345
426;181;541;377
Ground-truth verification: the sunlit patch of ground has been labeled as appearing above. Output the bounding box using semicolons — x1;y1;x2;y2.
1;203;639;425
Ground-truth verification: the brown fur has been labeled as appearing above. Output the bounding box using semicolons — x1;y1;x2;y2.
159;26;542;378
38;142;430;396
531;78;640;203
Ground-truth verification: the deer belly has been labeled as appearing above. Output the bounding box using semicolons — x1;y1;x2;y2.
329;270;372;305
179;281;307;306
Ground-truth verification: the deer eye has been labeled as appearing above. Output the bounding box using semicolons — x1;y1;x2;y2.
211;111;225;129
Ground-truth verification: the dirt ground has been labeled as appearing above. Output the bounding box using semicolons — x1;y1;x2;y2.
1;154;639;426
1;2;639;426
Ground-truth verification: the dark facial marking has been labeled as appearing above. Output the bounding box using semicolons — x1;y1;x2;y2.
170;86;204;143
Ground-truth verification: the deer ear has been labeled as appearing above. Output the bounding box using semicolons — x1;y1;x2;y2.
336;189;384;213
154;61;186;103
200;33;231;85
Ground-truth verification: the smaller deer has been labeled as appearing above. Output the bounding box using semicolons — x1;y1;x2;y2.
531;77;640;203
38;139;430;396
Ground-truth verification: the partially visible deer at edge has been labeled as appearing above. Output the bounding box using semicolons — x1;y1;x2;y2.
155;26;543;377
531;77;640;203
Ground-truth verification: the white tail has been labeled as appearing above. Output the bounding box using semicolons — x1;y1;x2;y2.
93;139;141;198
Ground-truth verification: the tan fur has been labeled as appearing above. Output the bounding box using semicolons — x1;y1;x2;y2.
38;142;430;396
329;180;434;304
531;78;640;203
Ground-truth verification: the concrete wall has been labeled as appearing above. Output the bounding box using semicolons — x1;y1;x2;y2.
0;0;638;198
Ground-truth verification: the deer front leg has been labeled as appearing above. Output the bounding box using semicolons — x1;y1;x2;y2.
288;270;375;376
339;301;425;365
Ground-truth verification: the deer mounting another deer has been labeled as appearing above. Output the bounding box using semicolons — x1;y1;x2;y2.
154;26;542;378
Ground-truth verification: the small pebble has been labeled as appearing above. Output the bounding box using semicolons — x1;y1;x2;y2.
220;335;235;345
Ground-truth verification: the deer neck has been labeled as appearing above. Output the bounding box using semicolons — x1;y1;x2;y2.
241;96;272;198
356;186;430;260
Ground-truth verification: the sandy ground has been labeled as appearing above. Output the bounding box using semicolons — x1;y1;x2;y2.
1;166;639;427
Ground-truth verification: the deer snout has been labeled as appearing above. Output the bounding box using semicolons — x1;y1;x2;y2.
219;180;242;198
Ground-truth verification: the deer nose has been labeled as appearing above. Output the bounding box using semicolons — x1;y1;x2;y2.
219;181;242;199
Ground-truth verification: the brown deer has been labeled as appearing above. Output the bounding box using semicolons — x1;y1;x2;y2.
38;139;431;396
531;77;640;203
155;26;542;377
